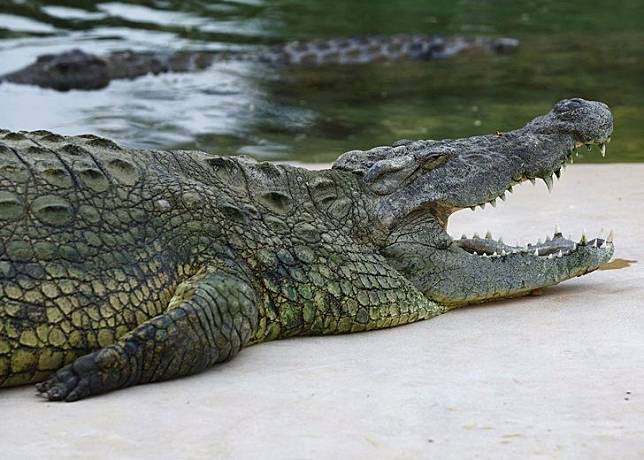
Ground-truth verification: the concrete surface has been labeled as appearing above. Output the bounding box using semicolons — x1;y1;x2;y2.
1;164;643;460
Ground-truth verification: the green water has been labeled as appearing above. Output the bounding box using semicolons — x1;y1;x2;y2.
0;0;642;162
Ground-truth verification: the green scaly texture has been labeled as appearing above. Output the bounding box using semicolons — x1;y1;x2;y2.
0;129;442;400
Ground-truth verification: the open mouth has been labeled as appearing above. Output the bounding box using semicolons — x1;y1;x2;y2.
452;137;614;263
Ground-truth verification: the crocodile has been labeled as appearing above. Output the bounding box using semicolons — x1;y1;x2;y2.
0;97;613;401
0;35;518;91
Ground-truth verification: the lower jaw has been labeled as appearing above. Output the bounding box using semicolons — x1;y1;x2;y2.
427;236;614;307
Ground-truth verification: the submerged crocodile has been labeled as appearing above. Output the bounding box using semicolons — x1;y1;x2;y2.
0;98;613;401
0;35;518;91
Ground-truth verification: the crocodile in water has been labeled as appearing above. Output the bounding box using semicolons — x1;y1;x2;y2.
0;98;613;401
0;35;518;91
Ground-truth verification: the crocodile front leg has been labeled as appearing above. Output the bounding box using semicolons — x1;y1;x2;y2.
36;266;259;402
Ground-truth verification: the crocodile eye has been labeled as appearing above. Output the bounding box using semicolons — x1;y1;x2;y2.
419;153;449;170
554;98;584;113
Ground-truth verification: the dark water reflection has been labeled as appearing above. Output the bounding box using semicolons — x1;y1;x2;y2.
0;0;642;162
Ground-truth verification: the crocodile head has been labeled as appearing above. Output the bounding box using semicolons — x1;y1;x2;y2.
334;98;614;306
1;49;110;91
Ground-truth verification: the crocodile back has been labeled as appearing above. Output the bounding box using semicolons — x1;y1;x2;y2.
261;34;517;65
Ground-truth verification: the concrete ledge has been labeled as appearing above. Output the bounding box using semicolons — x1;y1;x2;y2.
1;164;643;459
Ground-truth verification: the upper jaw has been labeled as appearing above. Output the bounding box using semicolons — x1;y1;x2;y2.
458;133;612;213
446;99;614;213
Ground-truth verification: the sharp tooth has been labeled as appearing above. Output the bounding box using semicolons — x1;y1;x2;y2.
492;251;498;257
500;192;506;201
501;250;507;256
461;234;467;239
592;239;598;247
470;206;476;211
473;232;480;239
543;175;554;192
554;224;561;235
572;243;577;251
557;250;563;258
534;249;539;256
490;198;497;207
548;253;554;259
482;253;488;257
473;251;478;255
498;237;504;244
580;230;587;245
545;235;551;242
607;230;614;243
600;143;606;157
485;231;493;240
479;203;486;210
529;178;536;185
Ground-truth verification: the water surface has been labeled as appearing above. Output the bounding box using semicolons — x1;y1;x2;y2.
0;0;642;162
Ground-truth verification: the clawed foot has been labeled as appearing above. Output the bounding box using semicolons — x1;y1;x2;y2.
36;348;122;402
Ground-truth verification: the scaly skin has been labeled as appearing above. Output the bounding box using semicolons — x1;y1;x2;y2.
0;35;518;91
0;98;613;401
